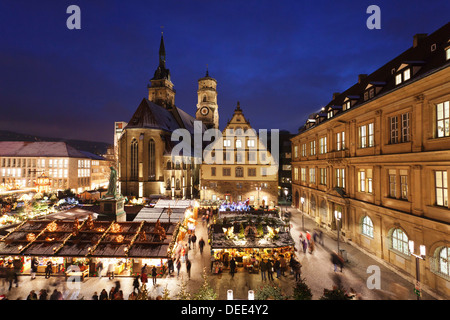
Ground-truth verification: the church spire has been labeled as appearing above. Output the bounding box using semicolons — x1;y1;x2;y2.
159;32;166;67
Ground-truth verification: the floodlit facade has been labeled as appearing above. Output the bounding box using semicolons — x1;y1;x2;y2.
291;23;450;298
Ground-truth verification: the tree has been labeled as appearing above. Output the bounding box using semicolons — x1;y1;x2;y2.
136;284;149;300
320;285;353;300
162;285;171;300
292;278;313;300
175;277;191;300
193;268;217;300
255;284;287;300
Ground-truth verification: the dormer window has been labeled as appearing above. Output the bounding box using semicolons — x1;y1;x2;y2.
327;110;334;119
446;46;450;60
343;101;351;111
395;68;411;85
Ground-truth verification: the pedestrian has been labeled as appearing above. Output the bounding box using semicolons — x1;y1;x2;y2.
92;291;99;300
50;289;59;300
96;260;103;278
45;260;53;279
176;259;181;277
331;252;344;272
306;231;311;246
294;261;302;281
202;214;206;227
260;259;267;281
319;230;324;245
30;257;38;280
210;255;215;273
199;237;205;255
280;255;287;276
186;259;191;279
168;257;174;275
27;290;37;300
107;263;114;280
274;258;281;279
267;259;274;281
229;257;236;278
302;238;308;253
108;287;116;300
151;266;157;285
309;240;315;254
188;234;192;249
191;233;197;250
99;289;108;300
133;275;140;293
39;289;48;300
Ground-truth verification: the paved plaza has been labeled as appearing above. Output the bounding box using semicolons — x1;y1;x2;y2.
0;207;441;300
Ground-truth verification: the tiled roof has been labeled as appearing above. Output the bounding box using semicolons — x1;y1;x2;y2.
0;141;90;158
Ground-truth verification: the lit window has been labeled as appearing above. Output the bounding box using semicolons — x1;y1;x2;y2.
446;47;450;61
319;137;327;154
294;145;298;158
310;140;316;155
335;168;345;188
435;170;448;207
236;139;242;148
358;169;373;193
320;168;327;185
309;168;316;184
391;228;409;256
336;131;345;151
403;68;410;81
439;247;450;276
301;168;306;182
247;139;255;148
436;101;450;137
358;123;374;148
294;167;299;181
395;74;402;85
223;139;231;147
362;216;374;238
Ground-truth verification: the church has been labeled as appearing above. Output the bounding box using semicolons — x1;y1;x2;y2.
117;34;219;199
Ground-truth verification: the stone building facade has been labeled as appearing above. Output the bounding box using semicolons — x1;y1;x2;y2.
200;103;278;206
291;23;450;298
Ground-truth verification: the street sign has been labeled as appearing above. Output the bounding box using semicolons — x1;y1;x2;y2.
414;281;421;297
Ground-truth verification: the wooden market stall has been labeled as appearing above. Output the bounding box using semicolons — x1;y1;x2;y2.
0;215;179;279
208;213;295;274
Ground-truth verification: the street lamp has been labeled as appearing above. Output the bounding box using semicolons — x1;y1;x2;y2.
300;197;305;231
408;240;426;300
227;289;233;300
248;290;254;300
334;210;342;254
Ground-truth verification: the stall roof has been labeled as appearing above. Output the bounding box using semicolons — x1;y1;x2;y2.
0;218;178;259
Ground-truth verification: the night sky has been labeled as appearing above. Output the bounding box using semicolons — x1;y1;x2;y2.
1;0;449;144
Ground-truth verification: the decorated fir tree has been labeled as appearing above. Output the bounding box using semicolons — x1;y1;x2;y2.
175;277;191;300
255;284;287;300
193;268;217;300
292;278;313;300
136;284;149;300
320;285;353;300
162;285;171;300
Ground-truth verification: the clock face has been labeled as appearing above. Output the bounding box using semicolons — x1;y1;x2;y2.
200;107;209;116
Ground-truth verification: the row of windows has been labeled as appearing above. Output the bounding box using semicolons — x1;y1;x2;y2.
210;166;267;177
223;138;256;148
294;100;450;158
294;167;449;208
0;158;69;168
361;217;450;277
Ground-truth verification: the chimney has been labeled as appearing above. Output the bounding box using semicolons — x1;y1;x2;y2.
332;92;340;100
413;33;427;48
358;74;368;84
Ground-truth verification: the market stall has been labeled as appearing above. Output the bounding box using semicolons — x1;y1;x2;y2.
208;213;295;274
0;215;180;279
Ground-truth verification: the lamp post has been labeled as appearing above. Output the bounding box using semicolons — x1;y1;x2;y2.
408;240;426;300
300;197;305;231
334;210;342;254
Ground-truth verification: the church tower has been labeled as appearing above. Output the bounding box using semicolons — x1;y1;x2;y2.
148;33;176;109
195;69;219;129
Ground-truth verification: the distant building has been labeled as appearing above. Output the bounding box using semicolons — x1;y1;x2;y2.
0;141;110;194
291;23;450;298
200;102;278;207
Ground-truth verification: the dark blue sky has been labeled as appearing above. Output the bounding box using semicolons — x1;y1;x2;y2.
1;0;449;144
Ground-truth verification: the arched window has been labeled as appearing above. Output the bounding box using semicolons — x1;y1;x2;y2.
391;228;409;256
148;139;156;180
166;179;171;189
203;95;207;102
167;160;172;170
439;247;450;276
361;216;374;238
176;178;180;190
235;167;243;177
130;138;138;180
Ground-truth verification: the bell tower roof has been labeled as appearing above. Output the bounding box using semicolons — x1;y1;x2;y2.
151;33;171;81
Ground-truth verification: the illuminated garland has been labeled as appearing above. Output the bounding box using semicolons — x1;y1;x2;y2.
167;222;181;257
85;221;114;257
53;219;87;255
125;221;145;257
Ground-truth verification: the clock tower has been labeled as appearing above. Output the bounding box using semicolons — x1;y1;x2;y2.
196;69;219;129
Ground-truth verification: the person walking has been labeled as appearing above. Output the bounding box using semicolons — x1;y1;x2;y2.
260;259;267;281
27;290;37;300
141;264;148;285
199;238;205;255
294;260;302;281
186;259;192;279
331;252;344;272
302;238;308;254
92;291;99;300
30;257;38;280
151;266;157;286
133;275;140;293
96;260;103;278
280;255;287;276
191;233;197;250
99;289;108;300
176;259;181;277
274;258;281;279
267;259;274;281
45;260;53;279
168;257;174;275
309;240;315;254
39;289;48;300
188;234;192;249
229;257;236;278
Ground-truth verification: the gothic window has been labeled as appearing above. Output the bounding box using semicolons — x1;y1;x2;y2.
148;139;156;180
131;138;138;180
